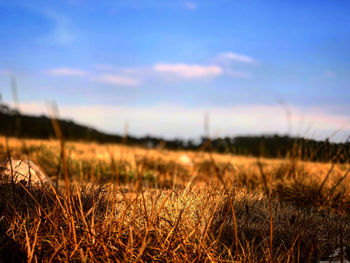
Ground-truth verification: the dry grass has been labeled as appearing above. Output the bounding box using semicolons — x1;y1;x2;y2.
0;136;350;262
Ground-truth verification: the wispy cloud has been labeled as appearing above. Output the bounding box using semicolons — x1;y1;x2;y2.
45;67;140;87
217;52;256;64
213;52;256;78
92;74;140;87
95;62;250;81
45;68;87;77
41;10;75;45
154;63;222;78
46;56;252;86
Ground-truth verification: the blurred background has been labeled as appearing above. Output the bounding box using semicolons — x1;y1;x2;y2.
1;0;350;142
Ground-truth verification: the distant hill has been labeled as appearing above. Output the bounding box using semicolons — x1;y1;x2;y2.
0;103;122;142
0;102;186;149
1;102;349;162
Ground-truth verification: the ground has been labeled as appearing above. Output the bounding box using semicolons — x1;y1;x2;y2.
0;136;349;262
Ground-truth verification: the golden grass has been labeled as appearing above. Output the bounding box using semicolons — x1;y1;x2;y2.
0;136;350;262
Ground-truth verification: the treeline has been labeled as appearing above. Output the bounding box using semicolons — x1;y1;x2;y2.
209;136;350;163
0;103;193;148
0;103;122;142
1;103;349;163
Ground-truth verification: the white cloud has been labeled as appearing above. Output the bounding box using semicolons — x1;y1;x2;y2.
95;61;251;80
93;74;140;87
184;1;197;10
44;58;251;86
45;68;87;77
217;52;256;64
154;63;222;78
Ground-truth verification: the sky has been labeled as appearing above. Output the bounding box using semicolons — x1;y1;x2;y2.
0;0;350;142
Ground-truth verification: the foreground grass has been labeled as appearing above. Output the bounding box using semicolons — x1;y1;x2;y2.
0;137;350;262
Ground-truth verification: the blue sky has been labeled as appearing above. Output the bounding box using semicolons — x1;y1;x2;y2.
1;0;350;141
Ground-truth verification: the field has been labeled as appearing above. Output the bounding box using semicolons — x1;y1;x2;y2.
0;136;350;262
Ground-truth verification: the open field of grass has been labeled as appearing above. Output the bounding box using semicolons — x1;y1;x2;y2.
0;136;350;262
